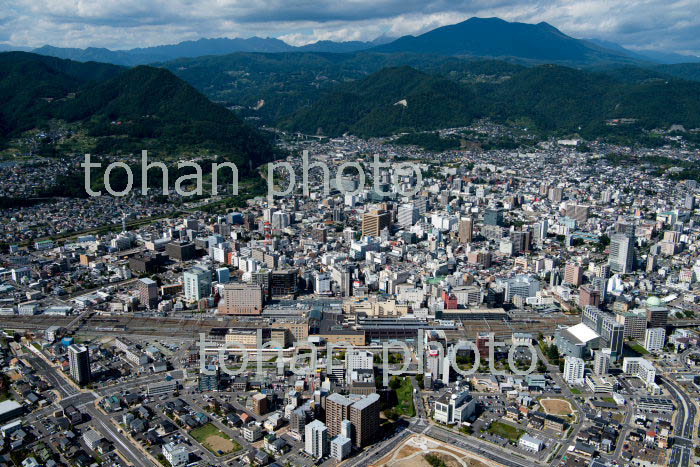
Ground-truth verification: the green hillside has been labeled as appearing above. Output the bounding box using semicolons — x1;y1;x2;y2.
0;52;274;169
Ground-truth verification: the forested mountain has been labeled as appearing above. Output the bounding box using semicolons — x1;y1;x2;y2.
0;52;274;168
278;66;483;136
161;51;524;122
370;17;643;66
280;64;700;137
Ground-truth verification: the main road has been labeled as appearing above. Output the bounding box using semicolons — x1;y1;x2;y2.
25;347;155;467
659;374;696;467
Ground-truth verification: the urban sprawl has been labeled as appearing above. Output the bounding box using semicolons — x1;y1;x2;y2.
1;125;700;467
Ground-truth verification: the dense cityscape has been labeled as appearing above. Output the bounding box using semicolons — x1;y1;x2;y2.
0;123;699;467
2;3;700;467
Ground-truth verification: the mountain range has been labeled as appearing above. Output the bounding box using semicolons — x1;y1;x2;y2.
279;63;700;138
23;36;391;66
3;17;698;67
3;16;700;149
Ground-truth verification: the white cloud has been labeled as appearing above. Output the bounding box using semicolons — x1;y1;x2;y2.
1;0;698;54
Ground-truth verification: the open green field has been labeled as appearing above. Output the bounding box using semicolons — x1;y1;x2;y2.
487;421;525;442
626;342;649;355
190;423;241;456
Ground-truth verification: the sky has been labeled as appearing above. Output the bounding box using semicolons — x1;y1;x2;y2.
1;0;699;55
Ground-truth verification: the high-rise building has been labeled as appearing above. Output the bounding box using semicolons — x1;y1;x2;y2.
215;267;230;284
564;263;583;286
252;393;270;415
582;307;624;361
593;350;611;376
325;393;380;448
271;269;298;296
615;310;647;340
68;344;91;386
563;356;585;385
644;328;666;352
458;217;474;243
305;420;329;459
397;204;419;227
346;350;374;374
565;203;591;223
609;234;634;274
504;275;540;303
312;225;328;243
348;393;380;448
290;407;308;437
183;267;211;301
646;302;669;328
361;210;391;237
218;283;264;315
330;435;352;461
548;187;563;203
137;278;158;309
198;365;219;392
484;208;505;227
579;285;600;308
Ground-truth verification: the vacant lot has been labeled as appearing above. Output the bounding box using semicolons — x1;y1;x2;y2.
190;423;241;456
487;421;524;442
540;398;574;416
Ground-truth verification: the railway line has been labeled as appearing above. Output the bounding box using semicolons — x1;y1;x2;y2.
1;311;581;341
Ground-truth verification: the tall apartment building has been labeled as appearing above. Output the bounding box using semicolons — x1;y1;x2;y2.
137;277;158;309
564;263;583;286
579;285;600;308
218;283;264;315
68;344;91;386
325;393;380;448
615;310;647;340
361;210;391;237
644;327;666;352
183;267;211;301
305;420;329;459
458;217;473;243
593;350;611;375
563;356;585;385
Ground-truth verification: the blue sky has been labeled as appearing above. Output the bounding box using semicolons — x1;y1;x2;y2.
1;0;699;55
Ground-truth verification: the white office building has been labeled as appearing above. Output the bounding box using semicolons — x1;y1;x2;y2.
433;390;476;424
622;357;657;387
519;434;545;452
183;267;211;301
